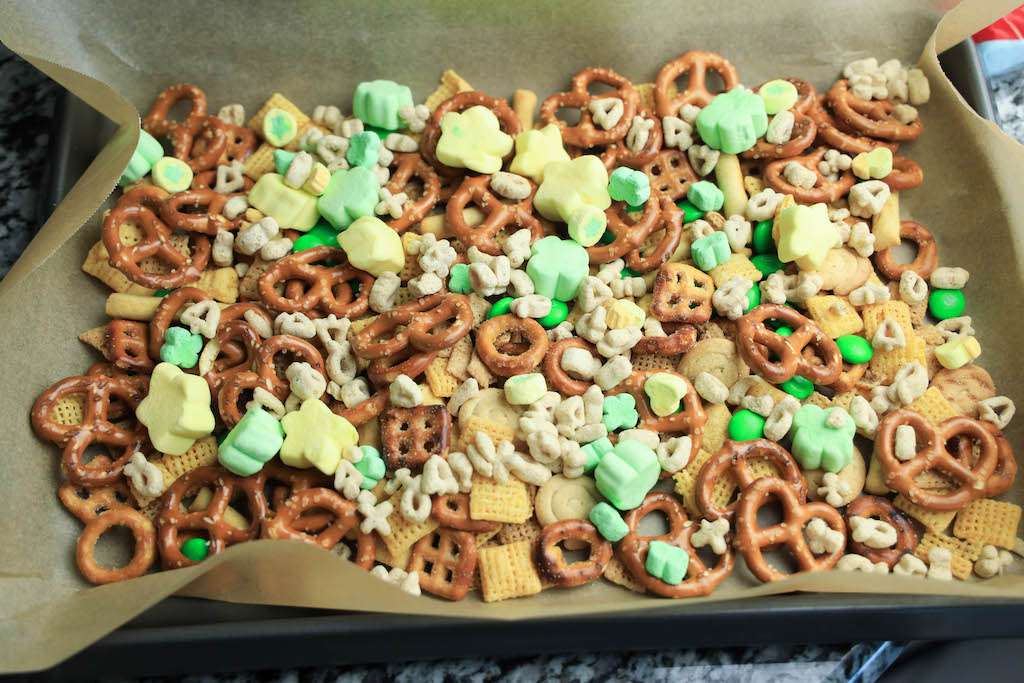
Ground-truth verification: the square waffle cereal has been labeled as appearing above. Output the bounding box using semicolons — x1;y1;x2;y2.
914;532;983;580
476;527;502;547
51;393;86;427
497;517;542;546
870;333;927;383
82;242;133;292
632;353;679;373
861;300;912;339
953;499;1021;549
446;336;473;381
243;143;277;179
864;453;891;495
425;356;459;398
478;541;543;602
425;70;473;111
709;254;762;287
673;448;728;517
248;92;310;140
161;436;219;479
459;415;516;449
470;474;532;523
635;83;656;112
239;257;274;300
894;494;957;534
805;295;863;338
381;491;440;562
468;294;490;326
906;387;959;425
603;555;646;593
466;351;496;388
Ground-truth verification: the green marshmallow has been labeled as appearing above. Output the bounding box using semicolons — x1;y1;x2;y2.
836;335;873;364
448;263;473;294
317;166;380;229
595;439;661;510
751;253;785;277
354;445;386;489
487;296;515;318
159;326;203;369
582;436;614;473
120;129;164;186
526;236;589;301
752;220;775;254
758;79;799;115
645;540;689;585
928;289;966;320
218;407;285;476
696;87;768;154
691;231;731;271
677;199;704;223
728;409;766;441
567;204;609;247
263;107;298;147
180;537;209;562
791;404;855;473
273;149;298;176
293;222;339;252
346;131;381;168
589;501;629;542
687;180;724;212
780;375;814;399
602;393;639;432
353;80;414;131
745;284;761;312
152;157;193;193
608;167;651;206
538;299;570;329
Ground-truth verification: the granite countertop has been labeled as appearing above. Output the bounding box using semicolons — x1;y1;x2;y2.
2;41;1023;682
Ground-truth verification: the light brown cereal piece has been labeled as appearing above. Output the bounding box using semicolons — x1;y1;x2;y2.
478;541;543;602
243;143;277;179
196;267;240;303
864;454;891;495
603;555;647;593
498;518;543;546
894;495;957;535
701;403;731;455
709;254;762;287
78;326;106;354
512;89;537;129
914;533;982;580
677;337;749;388
861;300;912;339
870;334;926;384
381;491;440;561
476;527;503;547
953;499;1021;549
83;242;133;292
635;82;657;112
632;353;679;373
239;257;274;300
446;336;473;381
468;294;491;326
470;475;532;524
673;448;734;517
906;387;960;425
425;356;460;398
809;249;872;296
930;365;996;417
872;192;900;249
805;392;832;409
425;70;474;111
743;175;764;195
805;295;863;338
51;393;86;427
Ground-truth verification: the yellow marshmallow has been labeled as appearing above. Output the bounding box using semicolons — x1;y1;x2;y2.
534;155;611;233
136;363;215;455
852;147;893;180
436;105;513;174
280;398;358;474
934;336;981;370
509;123;571;182
247;173;320;230
336;215;405;276
775;203;835;270
604;298;646;329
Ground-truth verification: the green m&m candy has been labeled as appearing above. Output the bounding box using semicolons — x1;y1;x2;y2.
538;299;570;328
292;222;339;252
751;253;785;277
181;537;209;562
745;283;761;312
928;289;966;320
728;409;766;441
836;334;873;364
781;375;814;399
487;296;515;318
752;220;775;254
676;199;704;223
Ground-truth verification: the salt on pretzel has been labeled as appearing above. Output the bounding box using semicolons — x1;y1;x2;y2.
606;370;706;442
540;67;639;148
806;95;900;155
535;519;612;587
736;304;842;386
763;148;855;204
258;246;374;318
654;51;740;115
601;109;664;170
827;79;923;142
844;494;918;568
445;175;543;256
383;153;441;233
872;221;937;281
696;439;806;521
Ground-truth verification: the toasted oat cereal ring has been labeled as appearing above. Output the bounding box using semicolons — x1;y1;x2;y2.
845;494;918;568
763;148;855;204
881;156;923;191
736;304;842;386
587;192;664;265
77;507;156;584
446;175;543;256
696;439;806;522
407;528;478;601
160;188;237;236
600;109;663;170
642;148;698;201
475;315;550;378
535;519;612;588
262;487;360;549
654;51;740;115
433;493;500;532
872;221;937;281
258;246;374;318
143;83;207;137
807;95;899;155
540;67;639;148
543;337;597;397
384;153;441;233
827;80;923;142
421;91;521;174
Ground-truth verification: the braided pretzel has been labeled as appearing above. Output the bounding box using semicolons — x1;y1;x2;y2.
32;374;148;487
845;495;918;568
881;156;923;191
734;477;846;583
742;111;816;161
383;153;441;233
407;528;478;601
540;67;639;148
445;175;543;256
625;196;685;272
262;487;361;550
432;493;499;532
535;519;612;587
258;246;373;318
696;439;806;522
642;149;697;201
350;292;474;360
807;95;899;155
632;323;698;356
654;51;740;115
543;337;597;397
607;370;706;440
827;80;923;142
143;83;207;137
160;188;237;235
601;109;663;170
872;221;937;280
875;410;999;511
650;262;714;323
586;192;663;264
762;148;855;204
420;91;521;173
617;492;734;598
736;304;842;385
157;466;269;568
474;314;550;377
104;320;155;372
330;389;389;427
148;286;212;359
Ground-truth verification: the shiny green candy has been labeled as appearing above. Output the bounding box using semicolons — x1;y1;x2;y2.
781;375;813;399
676;199;704;223
181;537;209;562
752;220;774;254
728;409;766;440
751;253;785;277
488;296;515;318
745;284;761;312
621;267;640;279
773;324;793;336
836;334;873;364
154;289;172;297
293;222;339;252
538;299;570;328
928;289;966;320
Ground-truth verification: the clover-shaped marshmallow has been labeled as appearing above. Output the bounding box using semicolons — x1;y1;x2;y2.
509;123;571;182
526;236;590;301
534;156;612;246
436;105;513;174
790;404;855;473
137;362;215;455
160;326;204;369
594;439;660;510
695;86;768;154
775;203;835;270
601;393;639;432
218;407;284;476
280;397;359;474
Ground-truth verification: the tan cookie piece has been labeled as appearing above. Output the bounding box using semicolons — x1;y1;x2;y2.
677;337;749;388
810;248;872;295
535;475;601;527
804;447;866;506
930;365;996;417
458;387;523;439
701;403;732;455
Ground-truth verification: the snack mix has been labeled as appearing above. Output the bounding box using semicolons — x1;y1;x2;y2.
32;53;1020;602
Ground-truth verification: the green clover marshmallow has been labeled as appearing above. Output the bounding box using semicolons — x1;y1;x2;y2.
695;86;768;154
791;404;855;473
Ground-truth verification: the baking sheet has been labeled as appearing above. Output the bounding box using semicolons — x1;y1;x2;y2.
1;0;1023;674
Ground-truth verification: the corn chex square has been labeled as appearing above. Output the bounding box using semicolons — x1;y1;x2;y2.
82;242;133;292
709;254;762;287
425;70;474;111
603;555;647;593
861;300;912;339
470;474;532;523
906;387;959;425
805;295;863;338
914;532;983;580
497;518;542;546
425;356;459;398
870;333;927;383
953;499;1021;549
242;143;277;179
894;494;956;534
478;541;543;602
381;491;440;562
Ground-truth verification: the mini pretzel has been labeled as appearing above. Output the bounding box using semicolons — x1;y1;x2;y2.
432;493;499;532
192;169;255;194
350;292;474;359
172;115;230;172
600;109;663;170
384;153;441;233
881;156;923;191
696;439;807;522
535;519;612;587
607;370;706;441
617;492;734;598
104;320;155;373
367;347;439;387
143;83;207;137
32;373;148;487
586;192;663;265
186;120;256;168
845;495;918;568
642;149;697;201
872;221;937;280
983;424;1018;498
160;189;236;235
203;319;262;395
875;410;999;511
742;111;816;161
77;507;156;584
543;337;597;397
264;461;335;534
654;51;740;115
625;196;685;273
763;148;855;204
734;477;846;583
807;95;899;155
406;528;478;601
831;360;868;394
157;466;269;569
736;304;842;385
474;314;550;377
445;175;543;256
149;286;213;359
262;487;360;549
632;323;698;356
650;262;714;323
420;91;521;173
540;67;639;148
102;200;211;290
330;389;389;427
827;80;923;142
57;457;133;523
258;246;374;318
379;404;451;469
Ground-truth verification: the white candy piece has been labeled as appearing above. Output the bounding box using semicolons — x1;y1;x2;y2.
122;451;164;498
691;518;730;555
849;516;898;549
805;518;845;555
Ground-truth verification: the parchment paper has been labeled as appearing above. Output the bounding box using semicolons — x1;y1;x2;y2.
1;0;1023;673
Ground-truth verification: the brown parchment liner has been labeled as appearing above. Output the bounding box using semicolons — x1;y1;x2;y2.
1;0;1023;673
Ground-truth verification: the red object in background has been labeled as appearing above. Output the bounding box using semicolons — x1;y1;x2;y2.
974;5;1024;43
